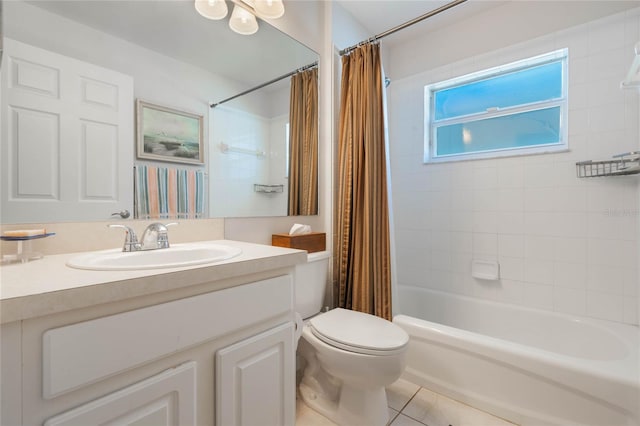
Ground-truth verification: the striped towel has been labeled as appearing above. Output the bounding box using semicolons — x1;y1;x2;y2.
135;165;206;219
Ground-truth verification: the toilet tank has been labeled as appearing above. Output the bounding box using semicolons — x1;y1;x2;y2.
295;251;331;319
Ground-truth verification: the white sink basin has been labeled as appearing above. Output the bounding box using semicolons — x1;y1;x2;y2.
66;242;242;271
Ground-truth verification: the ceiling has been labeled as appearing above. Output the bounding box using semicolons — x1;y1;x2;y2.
20;0;640;85
24;0;318;87
333;0;509;46
333;0;640;48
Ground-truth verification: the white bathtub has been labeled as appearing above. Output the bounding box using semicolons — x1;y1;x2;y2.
393;286;640;426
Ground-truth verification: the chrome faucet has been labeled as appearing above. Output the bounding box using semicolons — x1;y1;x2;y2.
108;222;177;252
141;222;177;250
107;224;141;252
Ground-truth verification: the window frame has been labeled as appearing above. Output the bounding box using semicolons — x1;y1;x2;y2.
424;49;569;163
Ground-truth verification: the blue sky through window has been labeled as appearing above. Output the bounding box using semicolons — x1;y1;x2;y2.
434;61;563;121
426;49;567;162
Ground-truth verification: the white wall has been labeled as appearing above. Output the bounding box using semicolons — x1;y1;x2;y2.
388;6;640;325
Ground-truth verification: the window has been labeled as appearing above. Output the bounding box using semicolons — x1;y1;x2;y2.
424;49;568;162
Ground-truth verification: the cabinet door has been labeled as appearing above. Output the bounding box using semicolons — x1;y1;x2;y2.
44;362;196;426
216;322;295;426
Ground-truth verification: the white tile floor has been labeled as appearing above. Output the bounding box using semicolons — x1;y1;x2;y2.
296;378;518;426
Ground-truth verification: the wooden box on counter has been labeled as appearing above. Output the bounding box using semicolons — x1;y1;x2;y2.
271;232;326;253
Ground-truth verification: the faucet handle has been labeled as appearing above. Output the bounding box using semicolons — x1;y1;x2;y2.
107;224;140;252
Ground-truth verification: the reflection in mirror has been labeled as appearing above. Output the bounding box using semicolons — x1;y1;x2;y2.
287;67;318;216
0;0;318;224
210;64;318;218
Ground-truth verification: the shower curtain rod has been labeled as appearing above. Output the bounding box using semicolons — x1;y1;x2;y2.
339;0;468;56
210;61;318;108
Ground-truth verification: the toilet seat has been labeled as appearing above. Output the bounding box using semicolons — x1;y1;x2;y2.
308;308;409;356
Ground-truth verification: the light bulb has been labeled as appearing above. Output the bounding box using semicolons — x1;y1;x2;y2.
229;5;258;35
253;0;284;19
194;0;228;20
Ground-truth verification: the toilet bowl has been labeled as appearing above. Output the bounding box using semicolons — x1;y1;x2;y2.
294;252;409;426
298;308;408;426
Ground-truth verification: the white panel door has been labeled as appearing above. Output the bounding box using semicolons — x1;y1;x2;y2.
216;322;295;426
44;362;196;426
0;38;134;222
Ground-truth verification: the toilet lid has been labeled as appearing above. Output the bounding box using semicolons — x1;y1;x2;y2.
308;308;409;355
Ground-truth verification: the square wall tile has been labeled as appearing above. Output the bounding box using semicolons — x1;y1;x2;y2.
623;296;638;325
552;212;588;238
587;264;630;296
522;282;554;310
588;18;626;53
498;234;524;258
554;237;588;264
553;287;587;316
497;164;524;189
473;212;498;233
554;262;587;290
524;163;557;188
497;189;525;212
473;233;498;256
498;257;524;281
524;259;554;285
473;167;498;189
525;236;556;261
496;212;525;235
587;291;624;322
524;188;555;212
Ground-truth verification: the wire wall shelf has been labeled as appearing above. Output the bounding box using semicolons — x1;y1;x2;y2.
576;152;640;178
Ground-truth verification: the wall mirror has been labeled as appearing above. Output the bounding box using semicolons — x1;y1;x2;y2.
0;0;319;224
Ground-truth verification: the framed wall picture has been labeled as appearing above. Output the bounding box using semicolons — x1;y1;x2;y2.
136;100;204;165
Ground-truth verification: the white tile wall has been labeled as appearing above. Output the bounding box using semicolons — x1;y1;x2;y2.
389;8;640;325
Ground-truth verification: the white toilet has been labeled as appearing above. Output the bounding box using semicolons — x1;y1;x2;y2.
295;251;409;426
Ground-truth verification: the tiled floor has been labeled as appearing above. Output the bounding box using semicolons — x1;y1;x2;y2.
296;378;518;426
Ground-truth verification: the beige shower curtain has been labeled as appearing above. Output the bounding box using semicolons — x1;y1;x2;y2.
288;67;318;216
335;43;392;320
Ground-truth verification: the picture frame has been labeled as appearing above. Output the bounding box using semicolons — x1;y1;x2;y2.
136;100;204;165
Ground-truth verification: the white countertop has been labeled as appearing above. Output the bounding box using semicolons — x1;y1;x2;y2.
0;240;306;324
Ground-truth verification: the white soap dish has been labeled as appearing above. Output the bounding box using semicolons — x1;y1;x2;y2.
471;259;500;281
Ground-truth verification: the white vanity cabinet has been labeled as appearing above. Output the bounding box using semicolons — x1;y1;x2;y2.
4;270;297;426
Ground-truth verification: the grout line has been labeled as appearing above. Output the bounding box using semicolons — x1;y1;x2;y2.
401;387;436;425
387;384;423;425
387;409;400;426
398;385;422;413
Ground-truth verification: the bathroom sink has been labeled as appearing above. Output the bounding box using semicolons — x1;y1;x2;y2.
66;242;242;271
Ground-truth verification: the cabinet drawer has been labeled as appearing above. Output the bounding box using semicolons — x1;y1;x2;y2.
43;275;292;398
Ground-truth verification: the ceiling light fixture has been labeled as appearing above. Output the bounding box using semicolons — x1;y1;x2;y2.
194;0;285;36
229;4;259;35
253;0;285;19
194;0;228;20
